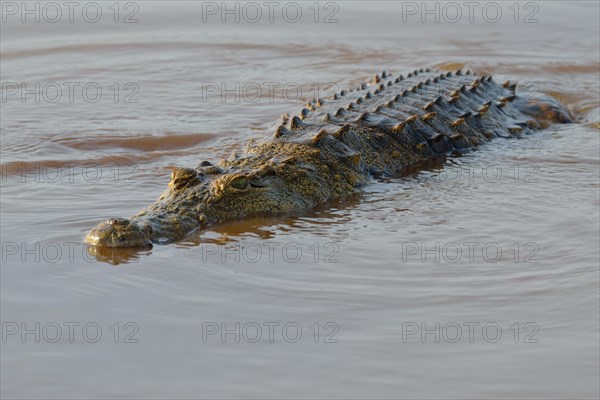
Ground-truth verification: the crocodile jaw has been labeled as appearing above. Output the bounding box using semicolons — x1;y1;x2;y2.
85;213;204;247
85;218;153;248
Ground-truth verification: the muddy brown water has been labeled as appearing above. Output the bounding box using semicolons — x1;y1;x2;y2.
1;1;599;398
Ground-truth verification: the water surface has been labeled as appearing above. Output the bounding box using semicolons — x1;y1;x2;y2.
1;1;599;398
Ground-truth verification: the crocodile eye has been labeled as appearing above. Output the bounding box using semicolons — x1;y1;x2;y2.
229;176;249;191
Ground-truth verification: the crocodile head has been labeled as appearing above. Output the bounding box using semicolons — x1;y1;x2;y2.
85;166;209;247
85;155;328;248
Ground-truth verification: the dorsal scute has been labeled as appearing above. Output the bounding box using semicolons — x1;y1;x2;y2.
290;115;306;130
273;124;290;138
311;129;330;144
333;124;351;138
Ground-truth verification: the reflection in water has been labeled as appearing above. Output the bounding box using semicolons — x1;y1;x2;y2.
86;244;153;265
193;192;365;243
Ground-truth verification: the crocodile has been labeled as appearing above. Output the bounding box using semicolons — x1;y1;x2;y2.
85;68;572;247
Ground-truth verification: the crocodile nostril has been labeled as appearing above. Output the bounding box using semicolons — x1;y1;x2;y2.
108;218;130;226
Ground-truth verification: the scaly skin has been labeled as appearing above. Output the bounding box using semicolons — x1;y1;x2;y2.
85;68;572;247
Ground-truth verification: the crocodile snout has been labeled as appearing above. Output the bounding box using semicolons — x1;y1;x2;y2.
85;218;152;248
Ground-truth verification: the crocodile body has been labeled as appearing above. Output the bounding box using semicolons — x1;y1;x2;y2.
85;68;571;247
